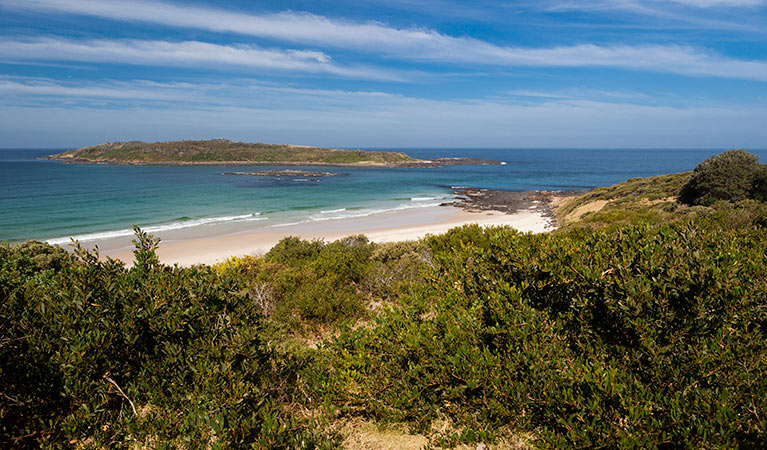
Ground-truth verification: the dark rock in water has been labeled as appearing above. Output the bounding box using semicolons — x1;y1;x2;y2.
224;170;347;177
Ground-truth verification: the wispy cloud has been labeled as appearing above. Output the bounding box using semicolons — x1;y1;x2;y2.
2;36;766;83
2;0;767;81
0;76;406;110
0;38;401;80
505;44;767;81
0;77;209;103
507;89;649;101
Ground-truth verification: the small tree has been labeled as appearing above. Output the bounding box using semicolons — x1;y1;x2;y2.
678;149;760;206
131;225;161;271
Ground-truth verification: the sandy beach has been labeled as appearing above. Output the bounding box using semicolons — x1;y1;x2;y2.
97;205;554;266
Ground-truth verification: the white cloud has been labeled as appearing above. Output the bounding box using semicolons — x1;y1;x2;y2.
0;38;400;80
1;36;766;82
2;0;766;80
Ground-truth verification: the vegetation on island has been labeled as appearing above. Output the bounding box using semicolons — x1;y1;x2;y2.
2;150;767;448
45;139;418;166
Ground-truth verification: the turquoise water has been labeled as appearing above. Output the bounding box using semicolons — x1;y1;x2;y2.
1;148;765;243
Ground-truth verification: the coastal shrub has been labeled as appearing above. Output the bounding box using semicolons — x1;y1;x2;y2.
322;223;767;448
213;254;262;277
363;241;430;301
0;234;338;448
217;236;428;331
265;236;325;266
262;236;372;326
678;149;763;205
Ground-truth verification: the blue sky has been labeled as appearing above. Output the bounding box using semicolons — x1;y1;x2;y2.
0;0;765;148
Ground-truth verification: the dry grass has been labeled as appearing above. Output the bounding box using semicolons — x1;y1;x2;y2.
328;417;534;450
561;199;609;224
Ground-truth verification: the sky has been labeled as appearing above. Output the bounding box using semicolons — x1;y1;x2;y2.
0;0;766;149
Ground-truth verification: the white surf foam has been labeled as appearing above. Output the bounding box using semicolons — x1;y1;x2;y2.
46;213;266;245
271;200;447;228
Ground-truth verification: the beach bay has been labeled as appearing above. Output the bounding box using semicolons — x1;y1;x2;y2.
3;147;766;264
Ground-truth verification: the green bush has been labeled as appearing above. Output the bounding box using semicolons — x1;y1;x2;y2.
262;236;373;327
678;149;763;205
265;236;325;266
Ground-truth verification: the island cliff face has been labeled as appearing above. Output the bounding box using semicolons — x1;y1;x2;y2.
42;139;502;168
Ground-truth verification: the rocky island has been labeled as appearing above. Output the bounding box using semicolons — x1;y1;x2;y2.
42;139;503;168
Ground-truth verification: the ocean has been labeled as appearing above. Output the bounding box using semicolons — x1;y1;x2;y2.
2;148;765;244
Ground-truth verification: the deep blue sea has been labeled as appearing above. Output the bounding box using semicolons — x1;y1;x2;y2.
2;148;765;244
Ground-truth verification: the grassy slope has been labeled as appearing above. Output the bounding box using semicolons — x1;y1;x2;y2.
49;139;417;165
555;171;767;231
554;172;695;227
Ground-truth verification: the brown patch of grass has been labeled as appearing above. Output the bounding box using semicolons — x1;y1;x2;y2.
335;418;429;450
561;199;609;224
327;417;534;450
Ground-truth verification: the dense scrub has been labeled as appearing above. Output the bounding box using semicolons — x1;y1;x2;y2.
0;232;430;448
323;221;767;448
0;230;340;448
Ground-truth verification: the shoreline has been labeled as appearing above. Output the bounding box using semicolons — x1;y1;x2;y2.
97;204;554;266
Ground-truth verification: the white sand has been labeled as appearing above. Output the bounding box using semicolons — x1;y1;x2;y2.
97;205;553;266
